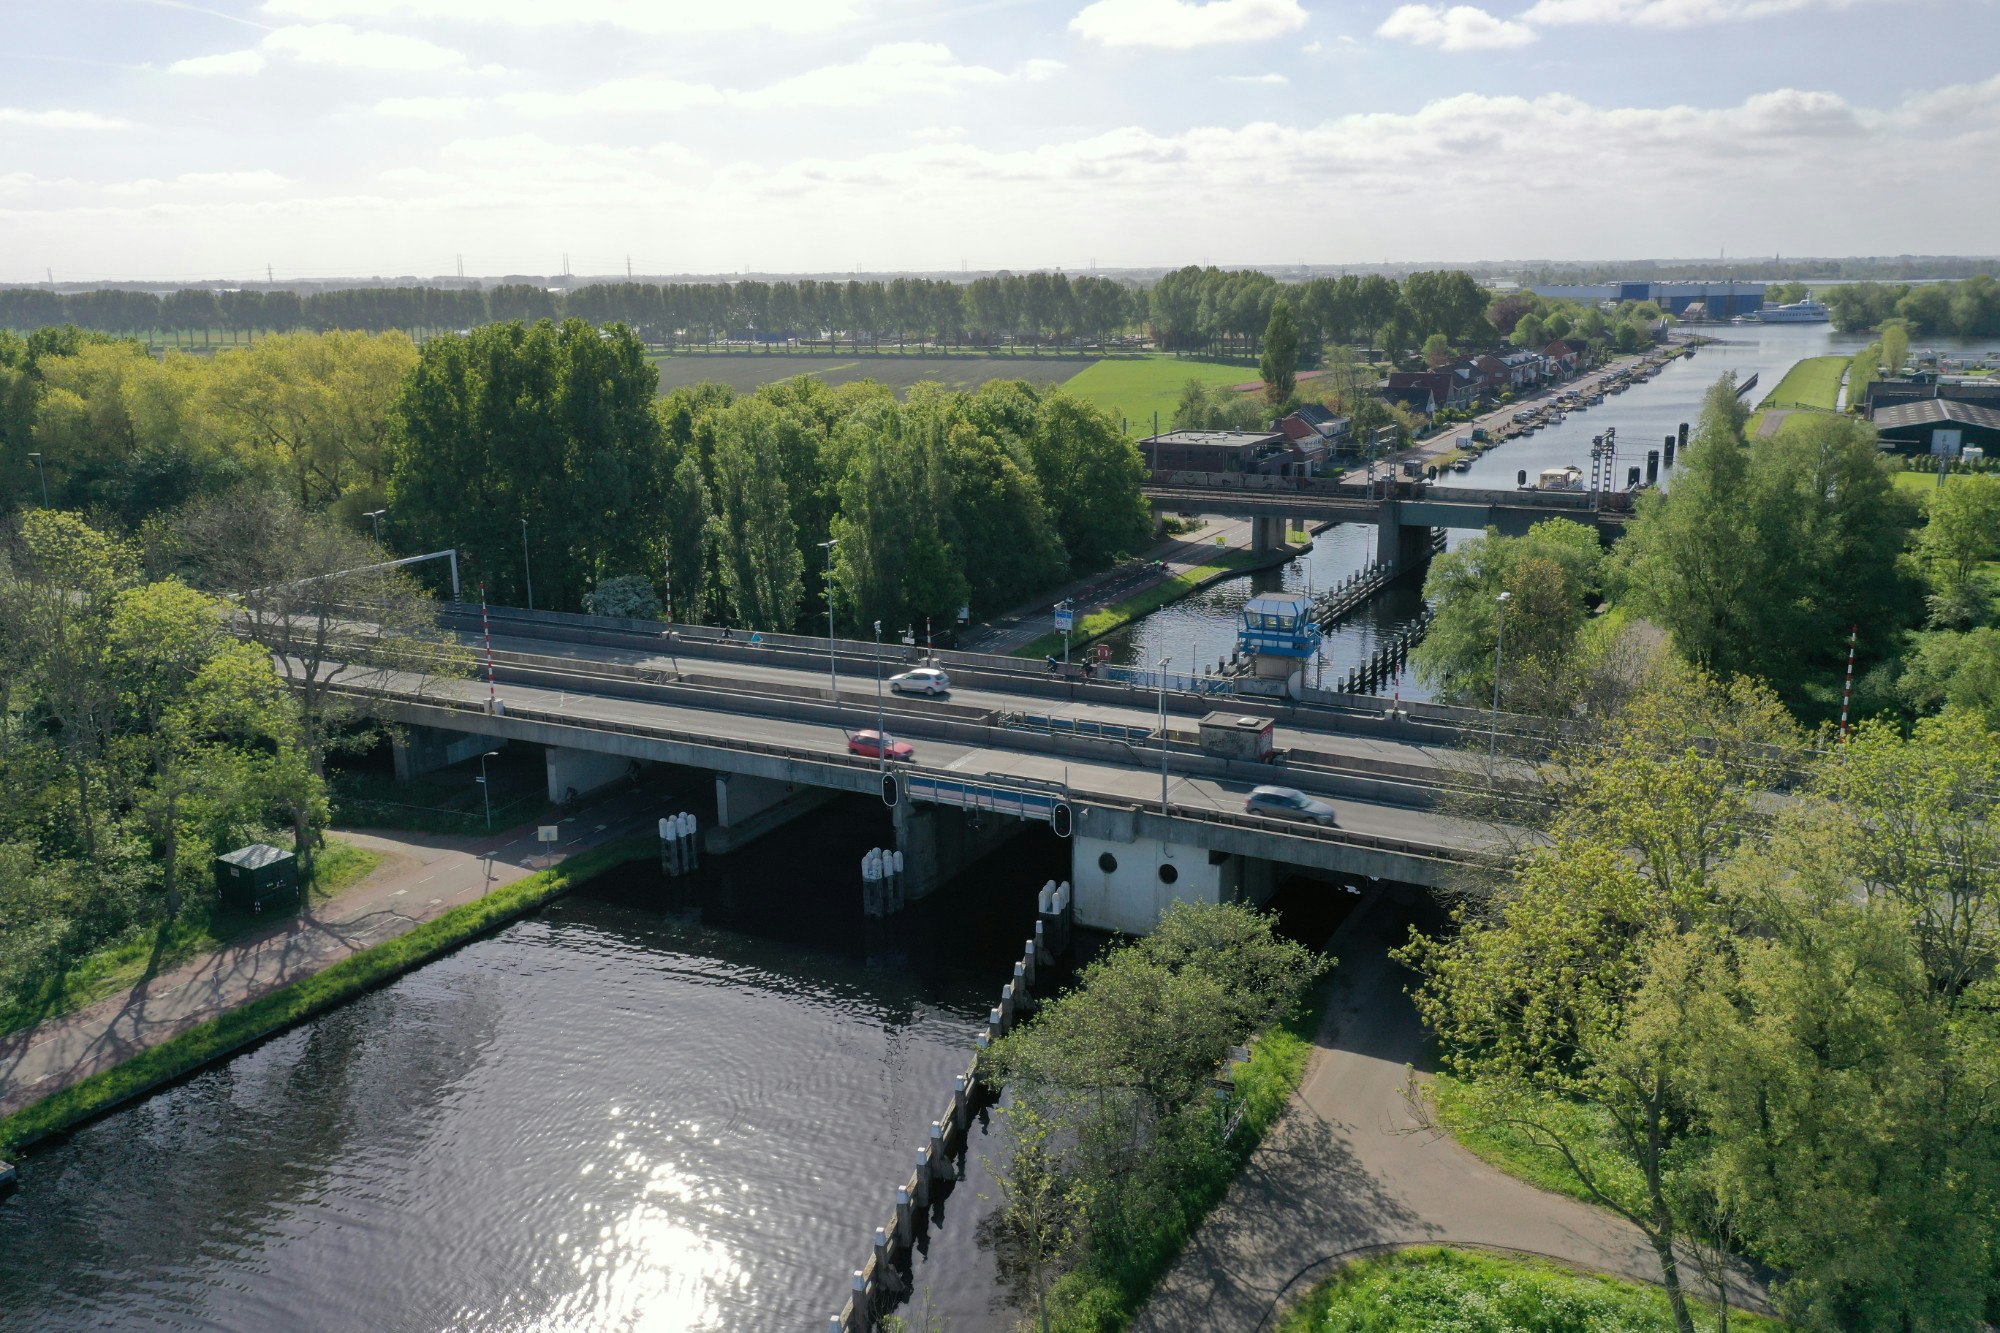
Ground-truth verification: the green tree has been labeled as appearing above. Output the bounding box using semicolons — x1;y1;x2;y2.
1695;712;2000;1330
1259;299;1300;406
1510;313;1546;350
1020;389;1151;574
1413;519;1604;711
1404;672;1800;1333
706;398;805;630
1898;628;2000;724
1915;473;2000;626
1881;318;1911;376
1421;332;1452;368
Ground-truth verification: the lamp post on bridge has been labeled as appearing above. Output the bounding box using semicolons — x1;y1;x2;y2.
817;538;839;710
477;750;498;831
364;509;386;543
27;452;48;508
1488;591;1511;765
874;620;887;772
1157;656;1173;816
520;517;535;611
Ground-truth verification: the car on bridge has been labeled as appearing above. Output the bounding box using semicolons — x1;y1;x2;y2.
1245;785;1337;827
889;667;951;695
848;729;915;762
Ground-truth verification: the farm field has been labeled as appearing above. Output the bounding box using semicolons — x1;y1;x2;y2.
1063;353;1259;435
647;349;1095;396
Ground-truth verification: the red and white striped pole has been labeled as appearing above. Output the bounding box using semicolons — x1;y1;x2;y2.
1839;624;1857;743
482;584;497;713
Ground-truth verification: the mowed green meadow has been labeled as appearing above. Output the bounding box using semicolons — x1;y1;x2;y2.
645;349;1264;436
646;349;1096;396
1064;354;1261;435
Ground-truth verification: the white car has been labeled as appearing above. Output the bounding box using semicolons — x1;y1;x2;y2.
1245;785;1338;827
889;667;951;696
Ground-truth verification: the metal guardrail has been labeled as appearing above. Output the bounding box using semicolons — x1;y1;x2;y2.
338;682;1482;866
1005;712;1156;744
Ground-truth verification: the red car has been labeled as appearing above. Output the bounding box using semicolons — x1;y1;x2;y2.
847;729;914;762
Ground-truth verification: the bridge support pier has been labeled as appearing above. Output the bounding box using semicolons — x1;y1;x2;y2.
392;726;506;782
893;801;1029;900
705;772;835;856
545;746;630;804
1070;815;1277;936
1376;510;1438;577
1250;515;1288;557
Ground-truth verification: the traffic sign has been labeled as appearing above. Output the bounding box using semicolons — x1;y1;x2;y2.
1054;606;1074;632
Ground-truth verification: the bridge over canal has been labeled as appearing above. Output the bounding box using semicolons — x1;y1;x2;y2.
341;605;1518;935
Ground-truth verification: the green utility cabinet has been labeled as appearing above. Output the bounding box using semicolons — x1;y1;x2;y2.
214;843;299;912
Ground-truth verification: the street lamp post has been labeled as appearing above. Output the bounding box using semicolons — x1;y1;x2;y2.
477;750;498;830
817;538;839;706
1488;592;1512;762
27;452;47;507
364;509;386;543
520;517;535;611
1058;599;1073;667
874;619;886;770
1157;656;1173;815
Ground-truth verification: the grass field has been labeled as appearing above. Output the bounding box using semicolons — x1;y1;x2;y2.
1759;355;1851;411
0;838;381;1040
647;349;1095;397
1275;1247;1788;1332
1062;353;1261;435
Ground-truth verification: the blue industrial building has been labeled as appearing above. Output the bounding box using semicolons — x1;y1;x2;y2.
1533;280;1766;319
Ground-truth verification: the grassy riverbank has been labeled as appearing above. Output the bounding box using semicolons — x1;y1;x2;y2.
1014;550;1267;659
0;839;381;1040
1274;1247;1788;1332
0;837;651;1156
1759;355;1851;411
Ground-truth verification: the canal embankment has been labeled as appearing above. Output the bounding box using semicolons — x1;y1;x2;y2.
0;800;655;1157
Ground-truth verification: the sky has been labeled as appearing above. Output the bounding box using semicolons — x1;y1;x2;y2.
2;0;1996;282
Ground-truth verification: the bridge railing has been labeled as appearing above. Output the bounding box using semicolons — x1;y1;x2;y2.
343;681;1489;867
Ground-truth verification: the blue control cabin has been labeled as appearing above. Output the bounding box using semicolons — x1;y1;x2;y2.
1238;594;1322;681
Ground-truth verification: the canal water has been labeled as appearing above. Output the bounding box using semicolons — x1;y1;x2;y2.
1103;323;1987;700
0;794;1070;1332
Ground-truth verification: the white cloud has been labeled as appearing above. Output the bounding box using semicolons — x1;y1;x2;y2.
259;0;859;34
262;23;472;71
1070;0;1309;49
1222;72;1290;84
1303;38;1324;51
105;170;289;196
1377;4;1537;48
375;95;477;118
0;107;130;130
1522;0;1892;26
502;44;1020;117
1021;58;1067;82
168;48;268;75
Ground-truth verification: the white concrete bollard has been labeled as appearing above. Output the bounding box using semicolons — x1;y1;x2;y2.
929;1121;947;1179
895;1185;913;1244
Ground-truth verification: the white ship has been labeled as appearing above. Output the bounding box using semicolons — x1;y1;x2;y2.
1757;299;1831;324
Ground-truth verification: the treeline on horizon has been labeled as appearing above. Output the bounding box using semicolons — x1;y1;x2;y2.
0;265;1604;361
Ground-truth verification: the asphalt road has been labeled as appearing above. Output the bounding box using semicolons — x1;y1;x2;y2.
376;655;1497;857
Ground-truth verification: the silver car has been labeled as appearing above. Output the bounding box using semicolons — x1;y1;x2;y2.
1245;785;1337;826
890;667;951;696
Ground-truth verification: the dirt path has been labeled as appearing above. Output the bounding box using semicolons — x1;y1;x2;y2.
0;789;654;1121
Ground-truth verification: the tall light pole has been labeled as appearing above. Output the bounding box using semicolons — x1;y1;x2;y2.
1058;599;1073;667
874;619;886;770
27;452;47;507
477;750;498;830
520;517;535;611
1488;592;1512;762
817;538;839;705
364;509;386;543
1157;656;1173;815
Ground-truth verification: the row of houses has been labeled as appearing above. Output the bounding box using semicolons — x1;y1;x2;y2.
1380;341;1588;418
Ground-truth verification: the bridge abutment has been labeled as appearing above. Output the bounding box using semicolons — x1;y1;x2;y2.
892;801;1030;900
1375;507;1439;577
545;746;630;804
705;772;835;856
1070;810;1278;935
1250;515;1289;556
392;726;507;782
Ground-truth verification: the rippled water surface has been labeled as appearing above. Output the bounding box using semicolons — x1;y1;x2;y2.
0;798;1065;1332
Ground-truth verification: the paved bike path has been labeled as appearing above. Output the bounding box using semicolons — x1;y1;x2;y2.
1132;897;1769;1331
